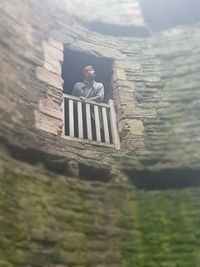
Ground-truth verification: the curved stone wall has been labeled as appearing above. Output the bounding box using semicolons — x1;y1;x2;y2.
1;1;200;266
65;0;144;27
1;0;200;169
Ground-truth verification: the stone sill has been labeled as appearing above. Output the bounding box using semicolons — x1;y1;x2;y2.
61;135;117;149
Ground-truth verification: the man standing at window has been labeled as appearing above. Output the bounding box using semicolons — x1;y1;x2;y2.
72;66;104;103
72;65;105;141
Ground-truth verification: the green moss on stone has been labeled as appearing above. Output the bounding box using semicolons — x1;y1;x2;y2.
1;157;200;266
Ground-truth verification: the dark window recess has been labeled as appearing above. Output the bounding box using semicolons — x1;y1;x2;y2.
61;47;120;148
140;0;200;31
79;162;111;182
125;169;200;190
62;47;113;102
1;137;71;176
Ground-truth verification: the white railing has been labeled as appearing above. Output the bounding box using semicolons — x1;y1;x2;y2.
63;94;120;149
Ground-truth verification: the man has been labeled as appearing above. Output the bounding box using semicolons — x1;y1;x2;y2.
72;66;104;103
72;66;105;141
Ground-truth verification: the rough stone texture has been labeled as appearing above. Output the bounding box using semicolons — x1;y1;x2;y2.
1;0;200;266
143;26;200;169
34;97;63;136
1;0;200;167
1;156;200;267
36;67;63;89
0;0;118;169
65;0;144;27
1;0;200;166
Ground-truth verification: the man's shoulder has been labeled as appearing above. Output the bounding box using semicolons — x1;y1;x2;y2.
73;82;85;92
94;81;104;89
74;82;84;88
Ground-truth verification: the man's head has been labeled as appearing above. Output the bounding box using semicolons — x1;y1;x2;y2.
83;66;95;81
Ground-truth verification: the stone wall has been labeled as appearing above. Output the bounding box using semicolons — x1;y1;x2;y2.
113;25;200;169
1;0;200;168
1;1;200;266
1;155;200;267
65;0;144;27
143;26;200;169
0;0;118;171
0;0;148;167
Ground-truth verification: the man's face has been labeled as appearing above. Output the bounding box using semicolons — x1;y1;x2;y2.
84;66;95;80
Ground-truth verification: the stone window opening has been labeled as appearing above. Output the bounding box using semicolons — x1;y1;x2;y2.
62;48;113;102
61;47;120;149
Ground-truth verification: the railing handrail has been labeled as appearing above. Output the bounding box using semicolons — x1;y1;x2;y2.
63;93;111;108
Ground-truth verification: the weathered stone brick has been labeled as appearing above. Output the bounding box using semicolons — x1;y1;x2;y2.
36;67;64;89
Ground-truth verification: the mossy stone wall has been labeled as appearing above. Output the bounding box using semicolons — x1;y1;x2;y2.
1;157;200;267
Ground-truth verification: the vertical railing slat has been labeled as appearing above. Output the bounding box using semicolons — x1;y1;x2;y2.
109;100;120;149
102;107;110;144
77;101;83;139
94;105;101;142
69;99;74;137
86;103;92;140
62;99;65;137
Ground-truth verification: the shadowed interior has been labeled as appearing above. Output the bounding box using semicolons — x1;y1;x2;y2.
62;48;113;102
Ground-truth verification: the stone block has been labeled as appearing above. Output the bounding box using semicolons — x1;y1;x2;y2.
113;89;132;104
44;55;62;75
112;67;127;82
49;38;64;51
121;137;145;150
68;160;79;177
42;41;64;62
112;79;135;91
114;60;141;71
144;75;161;82
36;67;63;89
34;109;63;135
34;96;63;135
118;119;144;138
37;97;62;119
72;41;125;60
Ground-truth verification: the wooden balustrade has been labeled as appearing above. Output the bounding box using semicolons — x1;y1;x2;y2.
63;94;120;149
